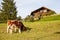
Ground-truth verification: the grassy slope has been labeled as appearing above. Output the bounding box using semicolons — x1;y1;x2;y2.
0;15;60;40
40;14;60;21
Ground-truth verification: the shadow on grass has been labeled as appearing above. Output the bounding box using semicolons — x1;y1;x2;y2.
26;27;32;31
54;32;60;34
26;27;32;30
14;27;32;33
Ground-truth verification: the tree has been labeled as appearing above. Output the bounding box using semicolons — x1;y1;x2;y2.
17;16;21;20
50;11;56;15
24;15;34;22
1;0;17;21
49;11;56;15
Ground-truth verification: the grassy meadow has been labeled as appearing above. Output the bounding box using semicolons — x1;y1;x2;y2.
0;15;60;40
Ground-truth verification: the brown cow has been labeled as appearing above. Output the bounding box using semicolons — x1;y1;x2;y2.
7;20;26;33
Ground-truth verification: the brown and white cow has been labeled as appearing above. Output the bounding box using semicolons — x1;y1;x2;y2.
7;20;26;33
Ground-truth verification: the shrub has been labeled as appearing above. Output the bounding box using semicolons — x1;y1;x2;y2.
17;16;21;20
24;15;34;22
49;11;56;15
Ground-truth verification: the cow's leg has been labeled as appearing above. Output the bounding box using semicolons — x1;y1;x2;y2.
9;25;14;33
14;26;17;32
7;26;9;33
7;25;13;34
10;24;16;33
18;28;21;33
9;29;13;34
7;25;10;33
15;27;17;32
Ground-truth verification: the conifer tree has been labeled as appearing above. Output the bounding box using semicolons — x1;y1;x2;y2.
1;0;17;21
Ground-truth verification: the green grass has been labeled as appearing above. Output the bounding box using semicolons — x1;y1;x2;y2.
0;14;60;40
0;20;60;40
40;15;60;21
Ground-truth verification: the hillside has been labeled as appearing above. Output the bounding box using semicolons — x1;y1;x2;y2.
0;14;60;40
0;20;60;40
39;14;60;21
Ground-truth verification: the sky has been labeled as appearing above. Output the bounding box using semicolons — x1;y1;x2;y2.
0;0;60;18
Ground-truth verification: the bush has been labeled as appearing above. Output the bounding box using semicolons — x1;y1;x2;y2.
17;16;21;20
49;11;56;15
24;15;34;22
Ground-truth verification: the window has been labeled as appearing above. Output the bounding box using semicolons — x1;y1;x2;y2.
43;10;47;12
40;10;43;12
